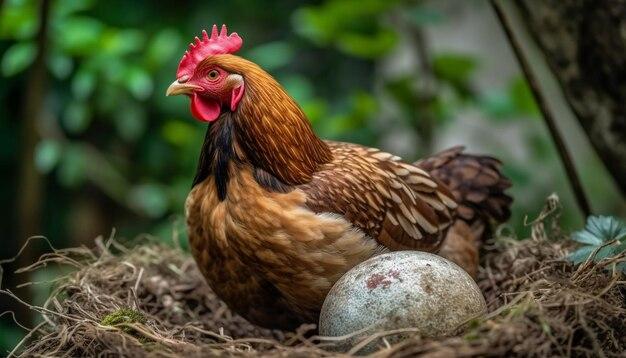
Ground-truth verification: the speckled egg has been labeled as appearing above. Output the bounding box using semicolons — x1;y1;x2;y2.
319;251;486;353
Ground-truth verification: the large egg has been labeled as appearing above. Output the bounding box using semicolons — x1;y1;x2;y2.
319;251;486;353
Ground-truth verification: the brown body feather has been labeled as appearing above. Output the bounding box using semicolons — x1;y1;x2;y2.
186;165;380;329
185;55;512;330
301;142;456;251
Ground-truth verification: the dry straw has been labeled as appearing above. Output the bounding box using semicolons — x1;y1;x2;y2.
4;197;625;357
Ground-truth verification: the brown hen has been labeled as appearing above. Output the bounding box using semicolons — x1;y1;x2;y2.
169;25;512;330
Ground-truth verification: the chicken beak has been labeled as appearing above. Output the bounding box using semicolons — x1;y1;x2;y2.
166;80;201;96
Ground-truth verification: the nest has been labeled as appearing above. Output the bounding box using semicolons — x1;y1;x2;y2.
6;200;626;357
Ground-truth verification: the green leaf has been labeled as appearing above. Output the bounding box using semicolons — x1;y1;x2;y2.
114;104;146;141
280;75;314;103
526;132;552;161
145;29;181;69
0;1;37;39
433;53;477;84
385;76;414;110
508;77;538;115
57;17;103;55
101;29;145;57
478;91;515;120
580;215;626;243
54;0;95;18
57;144;86;187
352;92;377;117
568;215;626;267
405;6;444;26
71;67;97;100
62;101;91;134
292;8;326;45
600;240;626;260
571;230;603;246
567;246;594;265
302;99;328;124
293;0;400;57
128;184;169;218
1;41;36;76
247;41;294;71
615;241;626;256
99;56;125;83
48;52;73;79
161;120;196;146
302;99;328;125
594;244;617;261
336;29;397;58
34;139;62;173
293;0;399;41
124;66;153;100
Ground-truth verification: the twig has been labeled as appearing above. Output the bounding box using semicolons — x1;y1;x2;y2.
0;311;31;331
489;0;592;217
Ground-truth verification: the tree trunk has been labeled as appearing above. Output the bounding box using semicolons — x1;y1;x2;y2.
10;0;52;327
514;0;626;198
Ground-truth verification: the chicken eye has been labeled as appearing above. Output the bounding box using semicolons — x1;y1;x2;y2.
207;70;220;81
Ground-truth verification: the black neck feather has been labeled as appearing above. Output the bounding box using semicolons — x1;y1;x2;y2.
192;114;236;201
192;113;293;201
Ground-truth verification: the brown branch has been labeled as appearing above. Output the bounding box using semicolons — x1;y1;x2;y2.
489;0;592;217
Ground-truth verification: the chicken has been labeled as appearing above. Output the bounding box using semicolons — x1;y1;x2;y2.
166;25;512;330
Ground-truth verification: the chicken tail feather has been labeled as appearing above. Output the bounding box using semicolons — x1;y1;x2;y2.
416;146;512;231
415;146;513;276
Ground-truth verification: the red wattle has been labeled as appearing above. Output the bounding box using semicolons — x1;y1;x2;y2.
190;93;221;122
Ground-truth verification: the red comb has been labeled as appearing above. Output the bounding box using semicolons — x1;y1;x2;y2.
176;24;243;79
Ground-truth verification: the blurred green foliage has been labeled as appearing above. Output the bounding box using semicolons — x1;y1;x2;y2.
1;0;624;353
0;0;552;242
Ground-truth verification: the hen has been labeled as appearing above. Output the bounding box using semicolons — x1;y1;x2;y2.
167;25;512;330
